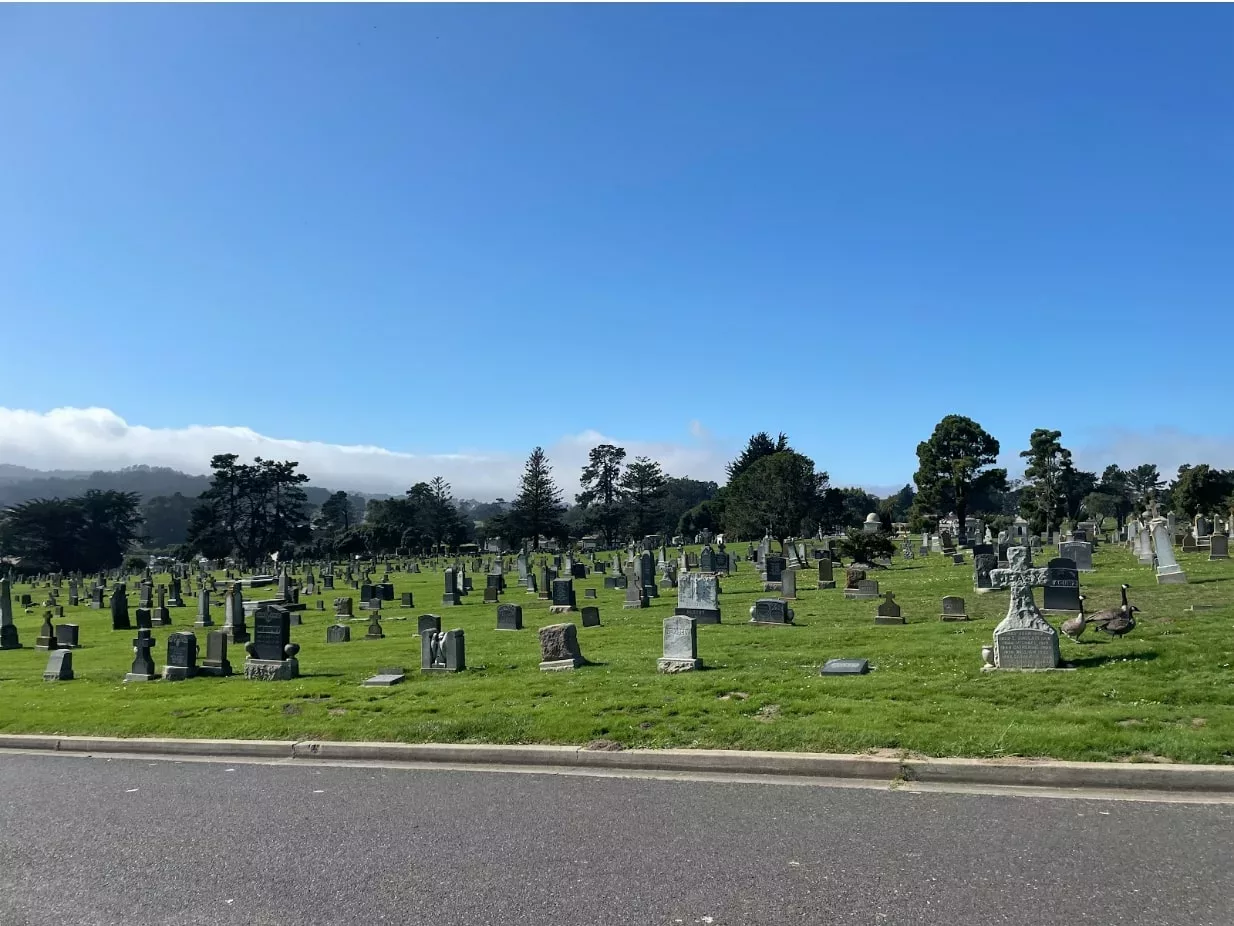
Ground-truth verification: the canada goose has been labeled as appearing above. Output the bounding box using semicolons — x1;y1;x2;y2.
1061;596;1087;642
1088;584;1140;638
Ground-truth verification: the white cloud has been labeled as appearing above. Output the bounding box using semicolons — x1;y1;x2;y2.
1073;427;1234;480
0;407;733;499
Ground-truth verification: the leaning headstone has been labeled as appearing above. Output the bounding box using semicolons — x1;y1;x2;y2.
874;593;904;625
199;631;232;676
985;547;1061;670
817;559;835;590
1041;558;1081;613
1150;517;1187;584
421;629;466;673
496;604;523;631
538;623;585;671
749;598;794;625
940;596;968;622
657;615;701;673
43;650;74;681
163;632;199;681
675;573;721;624
124;629;158;682
581;606;601;628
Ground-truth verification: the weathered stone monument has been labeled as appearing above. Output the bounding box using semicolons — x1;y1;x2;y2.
940;596;968;622
163;632;199;681
817;559;835;590
43;650;73;681
1058;541;1094;572
199;630;232;676
657;615;702;673
749;598;794;625
442;567;462;606
1150;517;1187;584
421;628;465;673
496;603;523;631
124;628;158;682
538;623;585;671
1041;558;1082;612
111;585;131;631
675;573;721;624
874;592;904;625
243;606;300;680
550;578;577;614
0;578;20;649
984;547;1061;670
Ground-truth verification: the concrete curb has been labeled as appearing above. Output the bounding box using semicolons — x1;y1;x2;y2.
1;734;1231;794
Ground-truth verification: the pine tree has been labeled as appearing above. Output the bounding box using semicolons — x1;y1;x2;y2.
620;456;667;540
510;447;566;550
576;444;627;547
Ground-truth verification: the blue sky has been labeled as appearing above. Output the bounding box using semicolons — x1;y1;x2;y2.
1;4;1231;497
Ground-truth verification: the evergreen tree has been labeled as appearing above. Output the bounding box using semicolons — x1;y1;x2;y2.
186;455;310;565
1018;429;1073;536
509;447;566;550
620;456;667;540
726;432;790;482
911;415;1006;544
575;444;627;547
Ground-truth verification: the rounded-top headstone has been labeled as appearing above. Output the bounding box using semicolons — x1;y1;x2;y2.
865;512;880;523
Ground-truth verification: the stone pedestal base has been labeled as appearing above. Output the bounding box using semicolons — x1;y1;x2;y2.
163;666;197;681
123;672;157;683
441;594;461;607
34;637;57;652
0;625;21;649
874;616;906;625
657;657;702;674
548;606;576;615
244;657;299;681
1156;568;1187;585
817;581;836;590
198;662;232;677
539;657;583;672
194;620;214;628
939;614;969;622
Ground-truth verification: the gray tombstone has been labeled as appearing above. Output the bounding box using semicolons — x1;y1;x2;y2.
940;596;968;622
550;578;577;613
401;592;415;607
362;666;406;687
638;552;658;598
763;555;786;589
1058;541;1094;572
496;604;523;631
326;624;351;643
657;615;701;673
243;608;300;680
194;589;213;627
874;592;904;625
418;614;442;636
125;629;158;682
199;631;232;676
843;579;880;600
163;632;199;681
55;624;80;648
623;570;649;609
442;568;462;606
580;606;601;628
817;559;835;590
675;573;721;624
1209;535;1229;560
538;622;585;671
820;658;869;676
973;553;998;593
110;586;131;631
421;628;465;673
781;568;798;600
748;598;794;625
43;650;74;681
987;547;1061;670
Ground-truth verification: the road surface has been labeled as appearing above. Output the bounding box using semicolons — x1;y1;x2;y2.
0;752;1230;925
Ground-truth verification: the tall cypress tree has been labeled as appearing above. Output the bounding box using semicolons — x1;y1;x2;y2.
510;447;566;550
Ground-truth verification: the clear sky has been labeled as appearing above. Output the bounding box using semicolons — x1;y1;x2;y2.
1;4;1231;497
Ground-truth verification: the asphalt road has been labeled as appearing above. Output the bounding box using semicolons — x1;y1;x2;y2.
0;753;1230;926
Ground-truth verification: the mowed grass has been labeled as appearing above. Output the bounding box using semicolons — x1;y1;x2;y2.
1;544;1233;763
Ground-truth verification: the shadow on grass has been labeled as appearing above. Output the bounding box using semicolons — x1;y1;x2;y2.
1187;577;1231;585
1069;651;1158;669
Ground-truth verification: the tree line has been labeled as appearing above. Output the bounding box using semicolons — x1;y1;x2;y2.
3;417;1233;571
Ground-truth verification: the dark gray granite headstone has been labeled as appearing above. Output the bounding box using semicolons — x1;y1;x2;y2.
43;650;73;681
421;629;465;673
496;604;523;631
820;658;869;675
749;598;794;624
200;631;231;676
581;606;601;627
251;607;290;661
418;614;442;636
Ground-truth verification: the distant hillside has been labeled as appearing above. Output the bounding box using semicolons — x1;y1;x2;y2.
0;464;338;508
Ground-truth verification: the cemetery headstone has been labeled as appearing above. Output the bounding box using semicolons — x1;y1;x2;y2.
224;585;249;644
538;623;585;671
163;632;199;681
820;658;869;676
874;592;904;625
550;578;577;613
496;604;523;631
986;547;1061;670
34;612;57;651
817;559;836;590
1209;534;1229;560
623;570;649;609
125;629;158;682
763;555;786;590
781;568;798;600
749;598;794;625
43;649;73;681
55;624;80;648
365;612;384;640
1041;558;1081;613
973;554;998;593
1150;518;1188;584
401;592;415;608
243;607;300;680
581;606;601;628
675;573;721;624
418;614;442;637
940;596;968;622
194;589;213;627
0;578;20;649
362;666;406;687
110;586;131;631
441;568;462;606
421;628;465;673
657;615;701;673
844;578;879;600
1057;541;1094;573
326;623;351;643
199;631;232;676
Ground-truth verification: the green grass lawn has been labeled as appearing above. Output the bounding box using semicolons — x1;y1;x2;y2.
2;544;1233;763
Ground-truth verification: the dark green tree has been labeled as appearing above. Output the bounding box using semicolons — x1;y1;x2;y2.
1171;464;1234;518
1124;464;1165;509
911;415;1007;545
142;492;198;548
724;450;829;541
509;447;566;550
726;432;790;482
0;490;141;572
575;444;627;547
186;455;310;566
659;476;718;538
1018;429;1072;536
836;527;896;566
621;456;667;540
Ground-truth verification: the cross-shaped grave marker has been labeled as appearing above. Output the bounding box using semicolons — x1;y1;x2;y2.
987;546;1060;669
